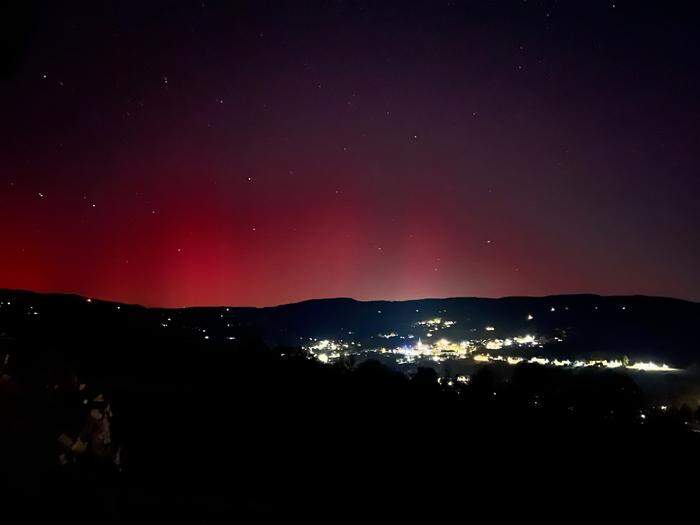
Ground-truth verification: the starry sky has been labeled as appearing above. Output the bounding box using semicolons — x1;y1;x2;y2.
1;1;699;307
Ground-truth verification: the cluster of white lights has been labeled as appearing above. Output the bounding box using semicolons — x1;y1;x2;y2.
308;339;345;352
471;353;679;372
305;333;547;365
304;339;360;363
302;317;681;375
485;334;539;350
416;318;442;326
415;318;456;328
388;338;477;363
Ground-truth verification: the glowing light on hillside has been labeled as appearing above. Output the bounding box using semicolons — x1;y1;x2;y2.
627;361;678;372
299;320;679;374
513;334;536;345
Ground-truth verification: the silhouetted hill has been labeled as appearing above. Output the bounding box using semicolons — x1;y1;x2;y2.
1;288;699;522
2;289;698;368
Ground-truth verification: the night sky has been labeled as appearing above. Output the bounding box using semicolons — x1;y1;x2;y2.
1;1;699;306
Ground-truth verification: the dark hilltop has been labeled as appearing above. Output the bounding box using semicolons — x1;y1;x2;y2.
1;289;699;521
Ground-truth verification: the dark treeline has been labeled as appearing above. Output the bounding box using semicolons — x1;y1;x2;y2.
2;327;699;522
1;291;699;520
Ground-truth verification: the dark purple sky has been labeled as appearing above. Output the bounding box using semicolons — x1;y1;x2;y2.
1;1;699;306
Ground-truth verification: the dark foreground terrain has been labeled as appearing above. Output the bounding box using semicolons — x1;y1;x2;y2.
1;290;699;521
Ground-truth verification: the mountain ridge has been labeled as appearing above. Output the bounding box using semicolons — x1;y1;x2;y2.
1;287;697;311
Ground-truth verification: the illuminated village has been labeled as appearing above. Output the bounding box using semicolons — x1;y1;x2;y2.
2;296;681;376
304;316;679;373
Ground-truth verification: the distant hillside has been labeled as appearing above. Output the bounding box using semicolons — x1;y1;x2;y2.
1;289;699;368
3;289;699;523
